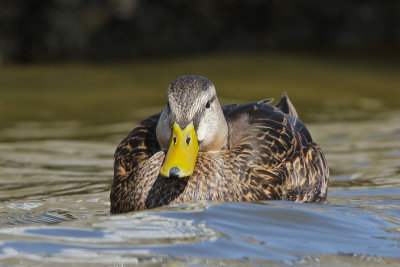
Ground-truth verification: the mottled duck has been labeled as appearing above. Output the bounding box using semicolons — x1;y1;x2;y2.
110;75;329;213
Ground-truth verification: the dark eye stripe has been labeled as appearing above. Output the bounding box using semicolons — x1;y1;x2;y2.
205;95;217;109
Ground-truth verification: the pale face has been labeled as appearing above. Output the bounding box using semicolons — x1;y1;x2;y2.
156;83;228;152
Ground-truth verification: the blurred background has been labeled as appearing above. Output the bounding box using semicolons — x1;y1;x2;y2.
1;0;400;63
0;0;399;133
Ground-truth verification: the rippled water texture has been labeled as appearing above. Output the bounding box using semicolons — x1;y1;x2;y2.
0;53;399;266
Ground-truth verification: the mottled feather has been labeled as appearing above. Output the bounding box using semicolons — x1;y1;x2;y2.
110;93;329;213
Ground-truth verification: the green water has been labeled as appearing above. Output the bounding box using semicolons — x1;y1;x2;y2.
0;52;399;266
1;52;399;129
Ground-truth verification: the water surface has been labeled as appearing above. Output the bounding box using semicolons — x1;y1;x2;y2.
0;52;399;266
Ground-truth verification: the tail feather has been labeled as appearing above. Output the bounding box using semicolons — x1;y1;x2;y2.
275;92;298;118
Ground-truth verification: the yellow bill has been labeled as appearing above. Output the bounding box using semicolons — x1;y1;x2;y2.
160;121;199;178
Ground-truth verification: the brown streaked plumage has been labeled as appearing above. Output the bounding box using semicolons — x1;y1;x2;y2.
110;75;329;214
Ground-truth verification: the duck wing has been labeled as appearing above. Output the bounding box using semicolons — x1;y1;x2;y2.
111;113;161;213
223;94;329;202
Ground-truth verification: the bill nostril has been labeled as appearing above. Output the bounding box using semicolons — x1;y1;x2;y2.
169;167;180;178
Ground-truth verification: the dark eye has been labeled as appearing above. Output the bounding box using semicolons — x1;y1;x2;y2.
205;100;211;109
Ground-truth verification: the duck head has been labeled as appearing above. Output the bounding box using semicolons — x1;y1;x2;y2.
156;75;228;178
